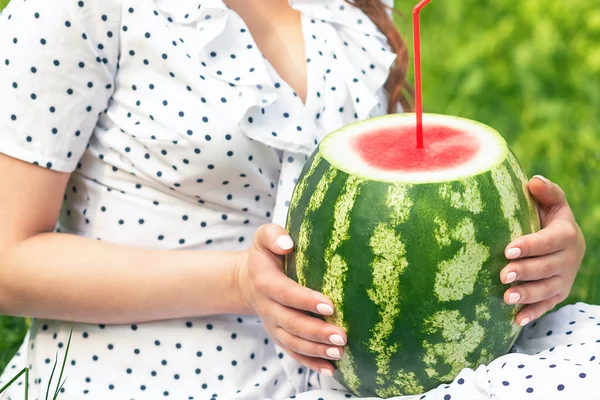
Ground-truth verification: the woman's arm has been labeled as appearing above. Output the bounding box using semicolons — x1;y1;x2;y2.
0;153;246;324
0;154;347;374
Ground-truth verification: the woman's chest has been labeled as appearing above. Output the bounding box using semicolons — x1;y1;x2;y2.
93;3;297;196
88;0;391;203
106;1;313;144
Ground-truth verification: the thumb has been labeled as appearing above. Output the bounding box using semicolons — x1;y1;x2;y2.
252;224;295;257
528;175;567;209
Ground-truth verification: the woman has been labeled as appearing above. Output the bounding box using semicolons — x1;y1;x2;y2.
0;0;596;399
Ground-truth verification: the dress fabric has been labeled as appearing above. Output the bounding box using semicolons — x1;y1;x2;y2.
0;1;598;399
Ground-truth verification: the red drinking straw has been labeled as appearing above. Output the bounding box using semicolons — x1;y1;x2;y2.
413;0;432;149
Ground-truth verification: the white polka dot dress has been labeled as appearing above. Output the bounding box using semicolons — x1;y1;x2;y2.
0;1;598;399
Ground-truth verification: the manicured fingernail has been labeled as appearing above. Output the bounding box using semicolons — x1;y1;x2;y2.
533;175;550;185
508;292;521;304
317;303;334;316
329;334;345;346
276;235;294;251
321;368;333;377
506;248;521;260
326;348;341;359
506;272;517;284
520;317;530;327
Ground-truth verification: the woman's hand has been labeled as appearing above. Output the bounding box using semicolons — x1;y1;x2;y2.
234;224;347;376
501;175;586;326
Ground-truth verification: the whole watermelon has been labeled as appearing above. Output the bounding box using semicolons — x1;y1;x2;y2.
284;113;540;398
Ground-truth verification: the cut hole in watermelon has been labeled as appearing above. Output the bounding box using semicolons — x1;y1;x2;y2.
353;125;481;172
320;114;508;184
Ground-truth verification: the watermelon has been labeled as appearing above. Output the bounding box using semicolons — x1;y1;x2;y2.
284;113;540;398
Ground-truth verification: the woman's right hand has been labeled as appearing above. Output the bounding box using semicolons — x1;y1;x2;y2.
234;224;347;376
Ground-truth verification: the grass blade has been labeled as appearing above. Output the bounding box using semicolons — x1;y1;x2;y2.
45;353;59;400
52;322;73;400
54;378;67;400
0;367;28;395
24;368;28;400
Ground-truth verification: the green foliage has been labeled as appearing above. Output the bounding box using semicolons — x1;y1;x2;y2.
0;316;27;372
394;0;600;305
0;0;598;377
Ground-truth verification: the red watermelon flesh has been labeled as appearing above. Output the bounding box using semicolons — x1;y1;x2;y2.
352;125;481;172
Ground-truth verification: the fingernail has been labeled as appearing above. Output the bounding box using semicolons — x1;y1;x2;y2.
276;235;294;251
326;348;341;359
508;292;521;304
320;368;333;377
533;175;550;185
317;303;334;316
506;248;521;260
506;272;517;284
329;334;345;346
520;317;530;327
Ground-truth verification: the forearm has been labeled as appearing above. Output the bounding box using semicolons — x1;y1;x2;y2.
0;232;248;324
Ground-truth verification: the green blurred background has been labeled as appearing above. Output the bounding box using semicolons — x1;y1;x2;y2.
0;0;598;374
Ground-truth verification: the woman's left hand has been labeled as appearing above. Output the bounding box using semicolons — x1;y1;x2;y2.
500;175;586;327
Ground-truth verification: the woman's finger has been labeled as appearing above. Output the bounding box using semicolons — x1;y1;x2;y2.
527;175;567;209
504;275;564;305
505;219;577;260
515;294;563;327
261;271;336;317
272;302;346;345
501;251;565;283
282;349;336;377
275;326;344;360
252;223;295;257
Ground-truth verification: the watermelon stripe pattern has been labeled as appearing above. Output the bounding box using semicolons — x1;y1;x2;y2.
322;174;364;392
366;186;410;391
285;115;540;398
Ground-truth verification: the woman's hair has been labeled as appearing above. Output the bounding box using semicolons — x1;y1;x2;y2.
350;1;415;113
